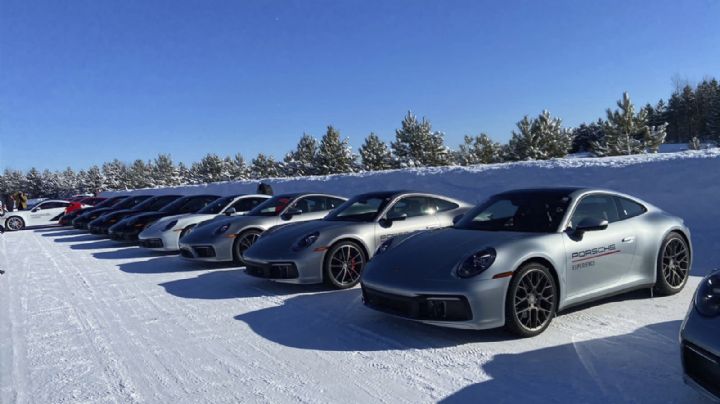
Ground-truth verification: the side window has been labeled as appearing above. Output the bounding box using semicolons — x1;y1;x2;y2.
616;197;647;220
38;202;68;210
326;197;345;209
292;196;332;213
232;198;265;213
181;197;217;213
570;194;620;227
429;198;459;213
387;196;434;219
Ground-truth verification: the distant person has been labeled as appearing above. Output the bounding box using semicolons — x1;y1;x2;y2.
257;182;273;196
16;191;28;210
4;194;14;212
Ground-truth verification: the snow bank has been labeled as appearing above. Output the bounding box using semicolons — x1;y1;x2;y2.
105;148;720;275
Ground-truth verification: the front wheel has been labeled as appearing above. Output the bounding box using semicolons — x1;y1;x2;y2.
504;263;557;338
232;229;262;265
323;241;367;289
5;216;25;231
654;232;690;295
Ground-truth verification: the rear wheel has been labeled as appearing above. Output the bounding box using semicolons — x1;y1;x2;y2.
504;262;557;338
5;216;25;231
654;232;690;295
323;241;367;289
232;229;262;265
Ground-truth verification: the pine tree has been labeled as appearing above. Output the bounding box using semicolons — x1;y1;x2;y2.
2;169;25;195
591;92;647;156
455;134;502;165
506;111;572;161
177;162;192;185
25;167;43;197
316;126;355;175
40;169;61;197
127;159;152;189
192;153;226;183
85;165;105;194
707;80;720;142
227;153;249;180
102;159;128;190
283;133;319;176
571;120;606;153
152;154;178;187
391;111;451;167
645;123;667;153
58;167;79;195
359;132;394;171
251;153;281;179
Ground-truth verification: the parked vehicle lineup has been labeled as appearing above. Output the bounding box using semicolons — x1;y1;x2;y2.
4;186;712;401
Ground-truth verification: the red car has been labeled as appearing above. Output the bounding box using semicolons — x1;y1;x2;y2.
65;197;106;214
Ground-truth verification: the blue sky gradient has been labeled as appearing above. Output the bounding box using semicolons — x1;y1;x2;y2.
1;0;719;171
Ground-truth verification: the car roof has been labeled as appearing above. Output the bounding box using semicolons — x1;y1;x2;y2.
273;192;345;199
495;187;592;198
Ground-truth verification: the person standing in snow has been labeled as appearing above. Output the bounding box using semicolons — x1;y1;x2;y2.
3;194;13;212
16;191;28;210
257;182;273;196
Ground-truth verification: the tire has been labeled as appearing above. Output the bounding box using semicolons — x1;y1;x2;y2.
232;229;262;265
323;241;367;289
654;232;690;296
5;216;25;231
504;262;558;338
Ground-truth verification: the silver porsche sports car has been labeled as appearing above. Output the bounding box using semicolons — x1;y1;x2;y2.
243;191;472;289
361;187;692;337
680;269;720;402
178;193;347;263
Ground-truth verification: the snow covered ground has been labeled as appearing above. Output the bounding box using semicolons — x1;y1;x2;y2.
2;149;719;403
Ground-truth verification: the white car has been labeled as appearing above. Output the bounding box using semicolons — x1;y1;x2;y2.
138;194;271;251
4;199;71;231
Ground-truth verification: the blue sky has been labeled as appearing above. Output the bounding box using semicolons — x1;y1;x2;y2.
1;0;719;171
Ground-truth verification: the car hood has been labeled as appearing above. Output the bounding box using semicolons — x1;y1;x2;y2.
146;213;199;230
366;227;539;280
258;219;362;246
181;214;277;244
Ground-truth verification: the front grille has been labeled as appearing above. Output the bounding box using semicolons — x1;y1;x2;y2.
180;248;194;258
362;286;472;321
193;246;216;258
683;341;720;398
245;262;299;279
140;239;164;248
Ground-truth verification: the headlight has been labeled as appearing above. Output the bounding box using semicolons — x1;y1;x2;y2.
695;271;720;317
375;238;394;256
214;223;231;235
456;248;496;278
164;220;178;231
293;232;319;251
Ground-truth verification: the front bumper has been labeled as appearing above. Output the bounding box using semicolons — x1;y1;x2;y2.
139;227;181;251
73;219;91;230
242;249;325;284
680;305;720;402
360;275;509;330
108;225;143;241
89;222;114;235
178;237;234;262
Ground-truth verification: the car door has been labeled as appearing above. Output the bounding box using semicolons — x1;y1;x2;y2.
374;196;440;246
563;193;638;301
27;201;69;226
282;195;337;223
229;197;268;215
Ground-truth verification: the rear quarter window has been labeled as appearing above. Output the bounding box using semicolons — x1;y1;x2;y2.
616;197;647;220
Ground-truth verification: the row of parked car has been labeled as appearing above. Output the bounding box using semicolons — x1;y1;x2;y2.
3;187;718;399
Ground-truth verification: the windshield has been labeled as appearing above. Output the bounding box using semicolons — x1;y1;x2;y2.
455;193;571;233
96;196;127;208
113;195;150;209
198;196;235;214
132;195;179;212
325;196;391;222
247;196;295;216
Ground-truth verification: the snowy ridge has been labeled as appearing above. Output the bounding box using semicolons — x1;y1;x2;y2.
106;149;720;275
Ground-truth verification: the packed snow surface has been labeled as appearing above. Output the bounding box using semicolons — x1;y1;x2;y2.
2;149;718;403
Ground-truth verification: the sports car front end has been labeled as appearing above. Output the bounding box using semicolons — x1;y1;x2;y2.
680;269;720;402
108;212;165;241
177;217;242;261
361;228;554;330
139;214;213;251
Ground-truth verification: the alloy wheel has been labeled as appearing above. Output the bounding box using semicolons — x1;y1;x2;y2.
513;268;555;331
662;238;689;288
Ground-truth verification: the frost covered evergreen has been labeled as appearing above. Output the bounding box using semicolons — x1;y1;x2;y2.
102;159;129;190
191;154;228;184
226;153;249;180
25;168;43;197
455;134;502;165
316;126;355;175
151;154;179;187
283;134;319;176
570;120;606;153
251;153;282;179
505;110;572;161
391;112;451;167
359;132;394;171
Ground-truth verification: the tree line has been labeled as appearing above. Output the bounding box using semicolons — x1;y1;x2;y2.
2;77;718;198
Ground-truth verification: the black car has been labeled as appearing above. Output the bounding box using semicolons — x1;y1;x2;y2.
73;195;152;230
58;196;129;226
88;195;182;235
108;194;220;241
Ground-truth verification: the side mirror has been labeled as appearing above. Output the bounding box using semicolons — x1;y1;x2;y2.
379;212;407;228
31;207;40;212
452;214;464;225
224;208;236;216
281;207;302;221
573;217;608;235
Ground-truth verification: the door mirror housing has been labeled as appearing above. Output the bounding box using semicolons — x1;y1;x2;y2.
224;208;236;216
573;217;609;235
281;207;302;221
380;212;407;228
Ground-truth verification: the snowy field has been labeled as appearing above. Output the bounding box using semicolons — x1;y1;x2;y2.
2;149;720;403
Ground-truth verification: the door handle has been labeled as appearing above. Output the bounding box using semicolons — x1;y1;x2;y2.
622;236;635;243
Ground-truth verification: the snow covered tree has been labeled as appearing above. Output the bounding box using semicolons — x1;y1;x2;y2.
227;153;249;180
151;154;178;187
177;162;192;185
570;120;606;153
40;169;61;197
283;133;319;176
359;132;394;171
192;153;227;183
102;159;128;190
591;92;665;156
25;167;44;197
505;110;572;161
57;167;79;195
316;125;355;175
251;153;282;179
1;169;24;195
454;134;502;165
84;165;105;194
127;159;153;189
391;111;451;167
